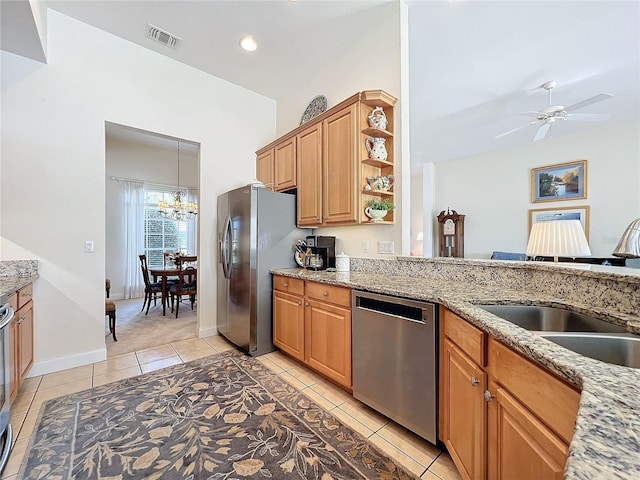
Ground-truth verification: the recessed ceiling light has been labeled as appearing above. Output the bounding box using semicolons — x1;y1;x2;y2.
240;36;257;52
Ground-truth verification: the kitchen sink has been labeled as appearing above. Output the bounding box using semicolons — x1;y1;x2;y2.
539;333;640;369
477;304;627;334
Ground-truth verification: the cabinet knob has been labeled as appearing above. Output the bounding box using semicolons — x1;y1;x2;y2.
470;376;479;386
484;390;494;402
322;291;328;297
305;302;310;307
297;301;302;306
18;316;25;324
283;283;288;287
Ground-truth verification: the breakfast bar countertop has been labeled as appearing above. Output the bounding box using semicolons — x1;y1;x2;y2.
271;265;640;480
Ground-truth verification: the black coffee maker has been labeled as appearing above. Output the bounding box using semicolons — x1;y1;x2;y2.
305;235;336;270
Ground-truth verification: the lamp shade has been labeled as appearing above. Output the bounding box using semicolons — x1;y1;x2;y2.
526;220;591;258
612;218;640;258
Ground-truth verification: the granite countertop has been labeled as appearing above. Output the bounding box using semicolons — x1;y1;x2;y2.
272;267;640;480
0;275;38;303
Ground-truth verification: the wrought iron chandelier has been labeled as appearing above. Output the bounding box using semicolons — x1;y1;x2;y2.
158;141;198;221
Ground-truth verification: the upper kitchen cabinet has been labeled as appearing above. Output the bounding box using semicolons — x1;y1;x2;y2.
256;90;397;227
256;149;274;191
274;137;296;191
296;122;323;226
256;136;296;192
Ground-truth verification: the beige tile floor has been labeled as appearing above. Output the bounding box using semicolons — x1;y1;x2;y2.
3;336;461;480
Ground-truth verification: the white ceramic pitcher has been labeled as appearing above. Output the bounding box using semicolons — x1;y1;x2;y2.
365;137;388;161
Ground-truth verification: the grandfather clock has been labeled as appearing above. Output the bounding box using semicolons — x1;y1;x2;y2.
437;209;465;258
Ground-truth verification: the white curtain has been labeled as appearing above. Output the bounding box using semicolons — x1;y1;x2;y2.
186;188;198;255
122;180;145;299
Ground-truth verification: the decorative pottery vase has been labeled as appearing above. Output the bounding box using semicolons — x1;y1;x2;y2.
366;175;395;191
368;106;388;130
364;207;388;223
365;137;388;161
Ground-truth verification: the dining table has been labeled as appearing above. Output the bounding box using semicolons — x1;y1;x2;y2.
149;267;197;316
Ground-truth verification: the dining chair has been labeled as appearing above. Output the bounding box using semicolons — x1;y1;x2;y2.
169;265;197;318
175;255;197;269
105;279;117;341
139;254;162;315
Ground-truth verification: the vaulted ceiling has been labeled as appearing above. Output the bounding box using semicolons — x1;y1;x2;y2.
5;0;639;165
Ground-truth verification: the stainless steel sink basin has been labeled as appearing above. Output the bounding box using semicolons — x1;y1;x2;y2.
539;333;640;369
477;305;627;333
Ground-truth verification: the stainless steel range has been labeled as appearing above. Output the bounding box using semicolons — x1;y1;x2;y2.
0;301;15;474
352;290;438;444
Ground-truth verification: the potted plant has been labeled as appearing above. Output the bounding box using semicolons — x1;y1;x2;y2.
365;198;395;222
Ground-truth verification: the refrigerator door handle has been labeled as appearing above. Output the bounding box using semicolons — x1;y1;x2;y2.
221;214;232;279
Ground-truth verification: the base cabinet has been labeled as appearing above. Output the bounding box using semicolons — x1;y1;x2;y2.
7;283;35;403
273;275;351;388
440;307;579;480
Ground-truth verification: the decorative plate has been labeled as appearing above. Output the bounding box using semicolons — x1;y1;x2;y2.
294;251;305;267
300;95;328;125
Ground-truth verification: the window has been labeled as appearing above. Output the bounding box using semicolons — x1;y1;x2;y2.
143;190;187;267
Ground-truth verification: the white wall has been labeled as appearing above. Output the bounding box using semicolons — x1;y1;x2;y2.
273;2;403;258
1;10;275;375
106;136;199;299
434;122;640;258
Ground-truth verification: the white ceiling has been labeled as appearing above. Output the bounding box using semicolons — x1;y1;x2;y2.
12;1;640;164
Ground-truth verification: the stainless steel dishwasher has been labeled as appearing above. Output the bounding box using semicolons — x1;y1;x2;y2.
352;290;438;444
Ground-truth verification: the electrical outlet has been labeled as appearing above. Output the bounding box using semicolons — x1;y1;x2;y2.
362;241;370;253
378;240;394;254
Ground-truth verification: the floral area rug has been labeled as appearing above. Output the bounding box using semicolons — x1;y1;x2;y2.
19;350;417;479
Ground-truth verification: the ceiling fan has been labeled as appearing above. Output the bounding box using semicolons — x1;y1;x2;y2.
495;80;613;142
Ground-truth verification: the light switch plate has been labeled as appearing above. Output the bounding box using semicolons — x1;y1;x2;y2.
378;240;394;254
84;240;95;253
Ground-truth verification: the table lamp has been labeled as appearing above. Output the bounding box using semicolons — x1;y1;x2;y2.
612;218;640;258
526;220;591;262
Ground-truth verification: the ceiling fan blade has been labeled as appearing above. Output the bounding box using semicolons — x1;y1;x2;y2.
494;121;538;139
565;93;613;112
533;122;550;142
518;111;542;118
565;113;610;122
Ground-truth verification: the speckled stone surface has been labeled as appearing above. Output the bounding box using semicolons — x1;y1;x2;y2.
0;260;39;302
273;257;640;480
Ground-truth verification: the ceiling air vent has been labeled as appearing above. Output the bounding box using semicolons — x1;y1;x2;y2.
145;24;182;49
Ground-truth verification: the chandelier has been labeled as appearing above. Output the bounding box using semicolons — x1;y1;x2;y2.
158;141;198;221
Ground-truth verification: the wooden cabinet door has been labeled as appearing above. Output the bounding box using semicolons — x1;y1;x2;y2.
273;291;305;361
487;379;568;480
304;298;352;388
256;149;274;191
18;302;34;380
274;137;296;191
323;103;357;224
441;339;487;480
296;123;323;226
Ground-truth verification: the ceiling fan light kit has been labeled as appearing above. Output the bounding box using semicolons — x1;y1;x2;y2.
495;80;613;142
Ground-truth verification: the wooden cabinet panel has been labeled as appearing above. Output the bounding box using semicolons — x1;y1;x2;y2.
256;149;274;191
488;379;568;480
443;307;486;366
441;339;487;480
487;338;579;444
17;283;33;309
296;123;323;226
7;293;18;402
17;302;34;380
323;104;358;224
305;298;352;388
273;291;305;361
305;282;350;308
274;137;296;191
273;275;305;296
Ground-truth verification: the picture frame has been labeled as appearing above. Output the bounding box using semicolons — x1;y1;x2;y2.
531;160;587;203
528;205;590;240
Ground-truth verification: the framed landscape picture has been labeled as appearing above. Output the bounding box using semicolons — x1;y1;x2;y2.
529;205;590;240
531;160;587;203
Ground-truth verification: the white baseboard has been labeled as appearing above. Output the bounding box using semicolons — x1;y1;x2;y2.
28;348;107;377
198;326;218;338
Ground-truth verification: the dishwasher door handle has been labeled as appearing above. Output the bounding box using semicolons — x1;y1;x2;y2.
354;305;427;325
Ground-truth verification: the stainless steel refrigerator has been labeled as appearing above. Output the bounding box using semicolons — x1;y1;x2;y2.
217;185;309;356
